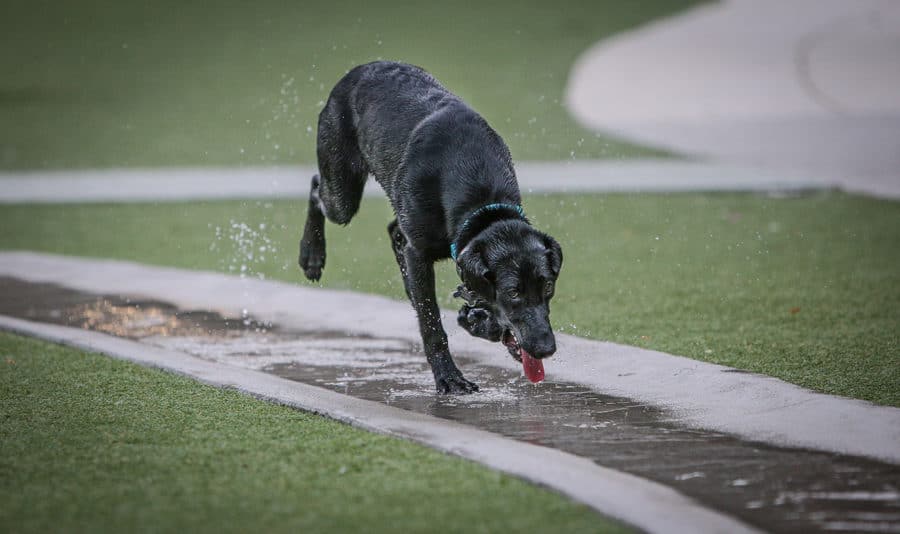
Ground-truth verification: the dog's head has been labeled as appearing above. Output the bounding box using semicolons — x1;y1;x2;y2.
456;220;563;361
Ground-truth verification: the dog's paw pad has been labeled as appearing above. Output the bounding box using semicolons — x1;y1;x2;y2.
303;266;322;281
299;242;326;281
299;257;324;281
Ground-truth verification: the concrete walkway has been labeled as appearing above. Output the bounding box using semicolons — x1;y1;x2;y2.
2;251;897;464
566;0;900;199
0;314;759;534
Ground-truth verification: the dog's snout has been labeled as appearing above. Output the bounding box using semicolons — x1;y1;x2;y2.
528;333;556;359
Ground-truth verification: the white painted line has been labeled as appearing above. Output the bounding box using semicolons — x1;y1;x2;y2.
0;161;834;204
1;251;898;464
0;166;321;203
0;315;761;534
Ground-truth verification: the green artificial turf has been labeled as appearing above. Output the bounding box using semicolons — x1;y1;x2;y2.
0;0;698;170
0;332;628;533
1;193;898;405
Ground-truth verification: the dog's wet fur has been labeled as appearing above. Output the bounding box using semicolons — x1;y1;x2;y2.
300;61;562;394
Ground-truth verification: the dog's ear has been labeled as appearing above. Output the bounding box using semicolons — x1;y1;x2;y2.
456;246;494;298
543;235;563;277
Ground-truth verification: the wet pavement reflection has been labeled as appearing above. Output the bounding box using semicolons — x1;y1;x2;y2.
2;277;898;534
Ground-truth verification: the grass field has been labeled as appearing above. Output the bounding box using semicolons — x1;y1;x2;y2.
0;0;701;170
1;192;897;406
0;332;628;533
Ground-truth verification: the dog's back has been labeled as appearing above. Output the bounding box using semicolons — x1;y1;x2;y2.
319;61;519;250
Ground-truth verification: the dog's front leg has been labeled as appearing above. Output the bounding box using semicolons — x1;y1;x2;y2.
403;246;479;394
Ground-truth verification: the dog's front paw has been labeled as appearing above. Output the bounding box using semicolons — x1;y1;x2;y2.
457;305;503;342
430;355;479;394
435;371;479;395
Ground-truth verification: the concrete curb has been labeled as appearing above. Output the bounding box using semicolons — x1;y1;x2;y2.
0;161;836;204
1;251;898;465
0;315;761;534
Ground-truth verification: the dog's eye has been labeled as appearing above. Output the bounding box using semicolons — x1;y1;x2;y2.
544;281;555;296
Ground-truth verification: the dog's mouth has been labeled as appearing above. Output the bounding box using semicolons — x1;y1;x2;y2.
502;329;544;383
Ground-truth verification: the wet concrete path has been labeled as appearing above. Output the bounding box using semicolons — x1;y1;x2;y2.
2;276;899;534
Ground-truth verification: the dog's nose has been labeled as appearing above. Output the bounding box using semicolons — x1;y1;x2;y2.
529;335;556;359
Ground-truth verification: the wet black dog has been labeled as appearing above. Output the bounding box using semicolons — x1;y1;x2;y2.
300;61;562;393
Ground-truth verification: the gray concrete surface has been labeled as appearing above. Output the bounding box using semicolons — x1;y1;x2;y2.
0;314;761;534
0;160;836;204
566;0;900;199
1;251;897;465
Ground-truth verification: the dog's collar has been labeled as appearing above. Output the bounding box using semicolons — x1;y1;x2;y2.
450;203;526;260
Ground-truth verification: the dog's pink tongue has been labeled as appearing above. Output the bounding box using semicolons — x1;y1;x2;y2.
521;349;544;383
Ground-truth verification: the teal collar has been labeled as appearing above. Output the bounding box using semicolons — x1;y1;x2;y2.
450;203;525;260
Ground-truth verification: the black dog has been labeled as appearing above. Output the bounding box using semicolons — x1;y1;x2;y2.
300;61;562;394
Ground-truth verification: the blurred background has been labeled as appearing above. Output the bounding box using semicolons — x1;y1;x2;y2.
0;0;690;169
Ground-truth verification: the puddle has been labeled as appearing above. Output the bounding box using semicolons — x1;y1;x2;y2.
2;276;899;534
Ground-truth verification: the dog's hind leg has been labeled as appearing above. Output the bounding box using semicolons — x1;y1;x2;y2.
299;174;327;281
299;98;369;281
299;164;366;281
